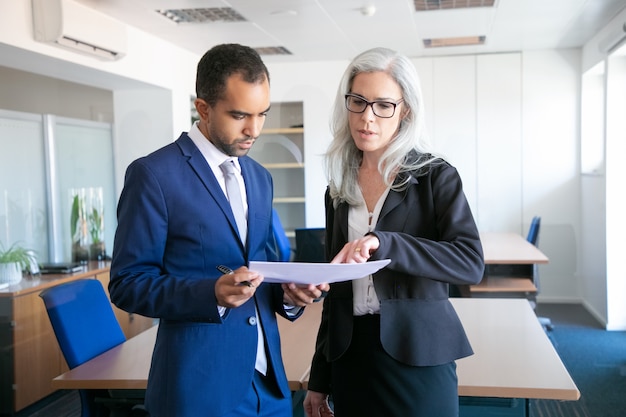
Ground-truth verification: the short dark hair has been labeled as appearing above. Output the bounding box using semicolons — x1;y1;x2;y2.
195;43;270;106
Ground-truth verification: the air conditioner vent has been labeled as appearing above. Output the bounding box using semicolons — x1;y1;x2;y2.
414;0;496;11
156;8;247;23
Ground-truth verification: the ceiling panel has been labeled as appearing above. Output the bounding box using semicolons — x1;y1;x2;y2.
73;0;626;61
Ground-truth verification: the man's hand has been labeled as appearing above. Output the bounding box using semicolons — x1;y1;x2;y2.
215;266;263;308
282;282;330;307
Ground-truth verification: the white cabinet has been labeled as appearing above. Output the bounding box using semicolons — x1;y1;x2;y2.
249;102;305;239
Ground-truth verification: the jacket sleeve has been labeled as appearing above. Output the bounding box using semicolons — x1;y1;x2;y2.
368;162;484;286
109;158;224;322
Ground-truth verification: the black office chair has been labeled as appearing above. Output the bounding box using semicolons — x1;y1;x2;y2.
40;279;145;416
294;228;326;263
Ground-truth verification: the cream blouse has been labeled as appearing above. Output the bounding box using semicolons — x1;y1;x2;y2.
350;186;390;316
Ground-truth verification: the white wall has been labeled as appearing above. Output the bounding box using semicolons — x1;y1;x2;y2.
413;51;581;304
522;50;581;303
580;7;626;329
0;66;113;122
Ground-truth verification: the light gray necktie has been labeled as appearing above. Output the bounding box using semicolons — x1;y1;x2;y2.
220;160;247;244
220;160;267;374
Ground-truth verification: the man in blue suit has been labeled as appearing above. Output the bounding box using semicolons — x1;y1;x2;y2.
109;43;328;417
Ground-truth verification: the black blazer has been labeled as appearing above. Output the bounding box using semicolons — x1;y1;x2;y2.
308;158;484;394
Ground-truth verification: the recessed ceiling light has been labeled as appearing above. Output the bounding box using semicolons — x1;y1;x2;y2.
361;5;376;16
270;10;298;16
254;46;292;55
423;35;486;48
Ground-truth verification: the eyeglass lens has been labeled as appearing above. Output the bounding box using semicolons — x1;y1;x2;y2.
345;95;401;118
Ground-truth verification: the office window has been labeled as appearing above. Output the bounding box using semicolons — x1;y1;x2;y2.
580;62;605;175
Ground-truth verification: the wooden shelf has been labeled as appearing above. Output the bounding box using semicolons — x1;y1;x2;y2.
261;127;304;135
273;197;305;204
264;162;304;169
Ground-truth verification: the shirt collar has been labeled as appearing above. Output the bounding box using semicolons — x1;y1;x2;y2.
188;121;241;172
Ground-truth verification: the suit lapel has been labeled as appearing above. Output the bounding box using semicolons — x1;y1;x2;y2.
177;135;245;251
378;173;419;224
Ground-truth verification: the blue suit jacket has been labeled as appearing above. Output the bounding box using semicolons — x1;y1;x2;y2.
110;133;295;417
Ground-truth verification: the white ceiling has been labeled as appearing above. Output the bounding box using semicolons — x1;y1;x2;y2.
73;0;626;62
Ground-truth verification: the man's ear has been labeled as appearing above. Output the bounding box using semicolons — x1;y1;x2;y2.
194;98;210;121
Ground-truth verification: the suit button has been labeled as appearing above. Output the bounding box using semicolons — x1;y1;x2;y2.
248;316;257;326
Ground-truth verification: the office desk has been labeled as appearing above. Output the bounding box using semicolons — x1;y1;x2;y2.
468;276;537;295
470;233;548;297
481;232;549;264
52;299;578;410
453;298;577;401
52;304;323;392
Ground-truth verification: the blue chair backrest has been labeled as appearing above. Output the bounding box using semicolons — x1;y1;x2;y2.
272;209;291;262
39;279;126;369
527;216;541;247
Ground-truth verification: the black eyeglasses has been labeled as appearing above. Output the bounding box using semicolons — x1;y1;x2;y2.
344;94;404;118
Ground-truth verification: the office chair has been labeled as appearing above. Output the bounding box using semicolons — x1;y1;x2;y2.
526;216;553;331
40;279;144;417
272;209;292;262
294;228;326;263
527;215;541;246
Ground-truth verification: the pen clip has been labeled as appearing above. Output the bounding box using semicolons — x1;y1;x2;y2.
216;265;253;287
216;265;234;275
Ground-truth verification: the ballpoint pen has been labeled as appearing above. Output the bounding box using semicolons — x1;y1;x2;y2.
216;265;253;287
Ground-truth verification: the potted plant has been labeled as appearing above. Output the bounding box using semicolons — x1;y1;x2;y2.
0;242;37;285
70;192;89;264
87;205;106;261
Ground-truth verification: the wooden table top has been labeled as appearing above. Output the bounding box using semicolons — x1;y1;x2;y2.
453;298;578;400
0;261;111;297
52;303;323;392
481;232;549;265
469;277;537;294
52;299;578;401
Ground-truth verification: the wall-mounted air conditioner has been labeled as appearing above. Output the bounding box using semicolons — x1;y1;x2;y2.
32;0;127;60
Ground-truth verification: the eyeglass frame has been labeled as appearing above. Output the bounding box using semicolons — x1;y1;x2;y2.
344;93;404;118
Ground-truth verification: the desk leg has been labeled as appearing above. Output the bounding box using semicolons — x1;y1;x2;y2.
459;397;527;416
292;390;306;417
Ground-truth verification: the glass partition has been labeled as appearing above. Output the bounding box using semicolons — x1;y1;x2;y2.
0;110;115;264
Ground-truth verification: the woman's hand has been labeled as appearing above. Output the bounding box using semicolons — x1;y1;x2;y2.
304;390;334;417
331;234;380;264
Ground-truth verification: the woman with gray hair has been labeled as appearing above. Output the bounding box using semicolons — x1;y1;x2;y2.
303;47;484;417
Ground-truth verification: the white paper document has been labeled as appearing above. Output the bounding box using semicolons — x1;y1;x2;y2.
249;259;391;285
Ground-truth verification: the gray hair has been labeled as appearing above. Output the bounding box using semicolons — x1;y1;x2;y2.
324;47;436;206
